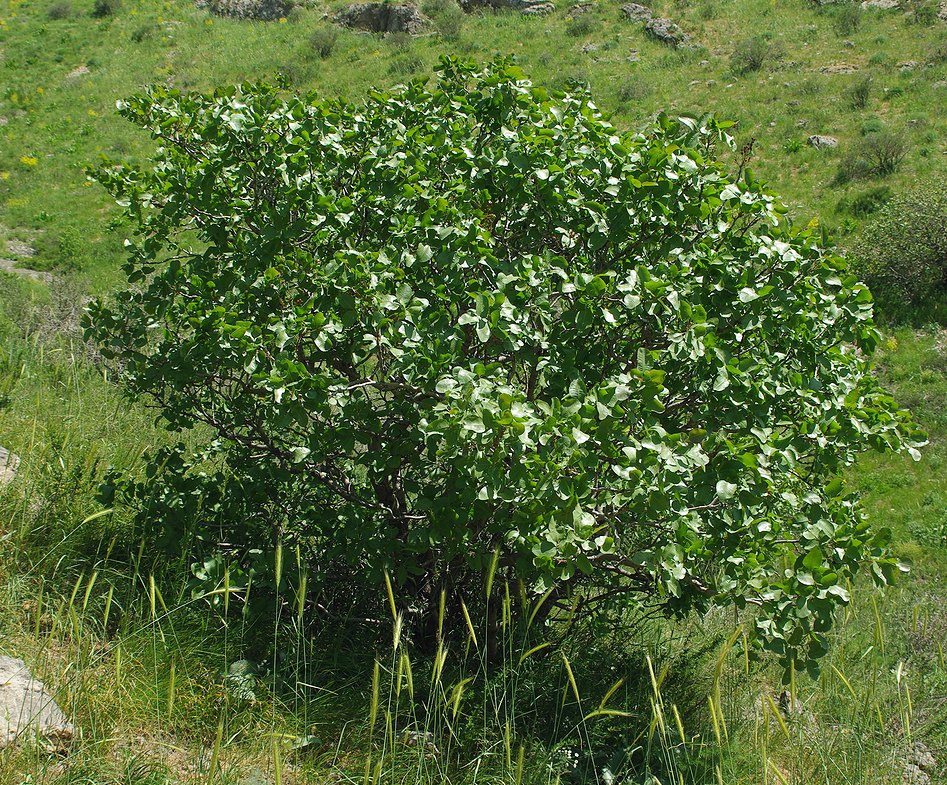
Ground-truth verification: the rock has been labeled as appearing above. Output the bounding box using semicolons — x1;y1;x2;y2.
620;2;652;21
0;448;18;485
0;656;73;749
644;17;689;47
460;0;553;13
5;240;35;258
581;42;600;53
908;741;937;773
519;1;554;15
335;2;426;33
807;135;839;149
796;119;809;128
0;259;52;283
898;60;920;70
820;63;859;74
66;65;90;79
940;1;946;20
567;1;592;16
861;0;899;7
904;764;932;785
200;0;296;19
626;50;640;62
933;80;947;88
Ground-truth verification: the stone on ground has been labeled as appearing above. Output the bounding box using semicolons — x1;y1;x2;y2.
335;3;427;33
0;656;74;750
644;17;690;47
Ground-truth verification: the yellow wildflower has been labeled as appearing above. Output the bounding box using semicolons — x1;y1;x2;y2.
0;171;10;180
19;155;38;167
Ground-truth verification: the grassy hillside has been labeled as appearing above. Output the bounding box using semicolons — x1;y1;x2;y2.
0;0;946;783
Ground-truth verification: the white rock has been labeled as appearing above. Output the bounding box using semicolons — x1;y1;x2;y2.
0;656;74;749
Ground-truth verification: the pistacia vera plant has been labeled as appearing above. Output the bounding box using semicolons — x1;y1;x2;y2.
86;59;924;668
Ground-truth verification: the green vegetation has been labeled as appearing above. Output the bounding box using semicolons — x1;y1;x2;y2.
0;0;946;783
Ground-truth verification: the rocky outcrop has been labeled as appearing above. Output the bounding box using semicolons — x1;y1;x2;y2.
0;657;73;750
201;0;296;20
460;0;554;14
335;2;427;33
0;448;17;485
807;135;839;149
620;2;652;21
861;0;899;8
644;16;690;47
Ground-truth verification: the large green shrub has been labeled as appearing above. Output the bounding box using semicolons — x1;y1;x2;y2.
87;60;922;666
851;181;947;315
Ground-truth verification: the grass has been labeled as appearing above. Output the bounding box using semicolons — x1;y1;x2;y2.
1;0;947;782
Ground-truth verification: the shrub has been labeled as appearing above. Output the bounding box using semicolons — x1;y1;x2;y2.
730;36;780;75
831;3;861;36
834;133;907;184
91;0;120;17
910;0;939;25
308;27;338;59
860;116;883;136
47;1;73;19
88;60;921;668
388;53;425;76
566;14;598;36
131;23;159;42
861;132;907;175
615;76;651;104
836;185;893;217
848;76;871;110
851;181;947;313
423;0;464;38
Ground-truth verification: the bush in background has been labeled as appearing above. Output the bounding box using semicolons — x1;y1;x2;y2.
834;132;908;184
308;26;338;59
47;1;73;19
730;36;781;75
92;0;121;17
851;181;947;314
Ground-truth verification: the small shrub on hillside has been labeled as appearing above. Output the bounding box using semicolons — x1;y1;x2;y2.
848;76;871;110
566;14;598;36
831;4;861;37
860;116;884;136
697;0;718;20
835;185;893;217
91;0;120;17
131;23;159;43
868;51;887;66
615;76;651;104
422;0;464;39
909;0;939;25
928;39;947;64
782;138;802;153
834;133;907;184
861;132;907;175
308;27;338;59
730;36;781;75
47;1;73;19
388;53;425;77
851;181;947;313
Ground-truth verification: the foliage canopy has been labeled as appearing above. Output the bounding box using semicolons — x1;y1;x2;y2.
88;60;923;667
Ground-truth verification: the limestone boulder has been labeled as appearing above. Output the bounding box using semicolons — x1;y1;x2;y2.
0;656;74;750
